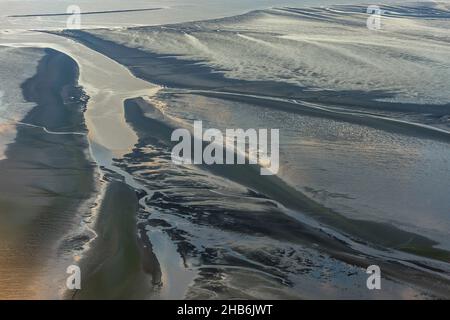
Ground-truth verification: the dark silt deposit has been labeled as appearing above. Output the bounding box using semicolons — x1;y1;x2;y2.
0;48;95;299
46;20;450;299
106;97;450;299
56;29;450;116
69;180;157;300
13;4;449;299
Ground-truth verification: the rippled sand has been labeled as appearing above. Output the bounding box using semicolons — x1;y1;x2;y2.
1;1;449;299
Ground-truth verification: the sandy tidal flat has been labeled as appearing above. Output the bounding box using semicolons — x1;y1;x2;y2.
0;1;449;299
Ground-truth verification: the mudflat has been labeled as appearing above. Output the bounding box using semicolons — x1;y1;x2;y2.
0;49;95;299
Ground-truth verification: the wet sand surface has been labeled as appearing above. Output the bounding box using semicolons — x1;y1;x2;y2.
0;2;449;300
0;31;164;299
52;29;450;249
70;181;155;300
57;29;450;115
9;8;163;18
45;7;450;298
0;49;95;299
117;98;450;299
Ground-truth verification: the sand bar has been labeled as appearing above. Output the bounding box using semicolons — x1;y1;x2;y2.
1;31;160;161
